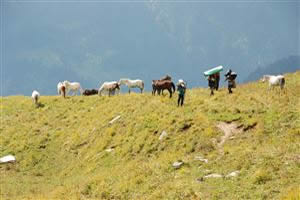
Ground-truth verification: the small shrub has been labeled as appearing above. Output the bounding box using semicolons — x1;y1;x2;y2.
253;169;272;184
81;184;92;197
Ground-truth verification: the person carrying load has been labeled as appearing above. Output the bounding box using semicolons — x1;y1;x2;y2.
225;69;237;94
204;65;223;96
177;79;186;106
207;75;216;96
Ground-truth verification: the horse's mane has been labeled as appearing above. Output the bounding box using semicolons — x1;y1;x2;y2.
160;75;172;81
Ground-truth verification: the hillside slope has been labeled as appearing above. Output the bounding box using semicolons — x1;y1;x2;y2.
1;72;300;200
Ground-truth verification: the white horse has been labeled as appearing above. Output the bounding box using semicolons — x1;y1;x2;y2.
57;82;63;95
261;75;285;91
31;90;40;106
118;79;144;93
57;82;66;98
98;81;120;96
63;80;83;96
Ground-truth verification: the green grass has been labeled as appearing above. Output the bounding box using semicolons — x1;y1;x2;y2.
1;72;300;200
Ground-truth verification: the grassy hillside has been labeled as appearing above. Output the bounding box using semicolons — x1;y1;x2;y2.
1;72;300;200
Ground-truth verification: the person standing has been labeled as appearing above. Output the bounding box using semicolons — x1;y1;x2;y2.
215;72;220;91
177;79;186;106
225;69;237;94
207;75;216;95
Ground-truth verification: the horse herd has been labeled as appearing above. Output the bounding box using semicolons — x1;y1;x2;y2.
54;75;178;99
31;74;286;106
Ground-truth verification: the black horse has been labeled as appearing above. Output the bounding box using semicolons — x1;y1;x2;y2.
83;89;98;96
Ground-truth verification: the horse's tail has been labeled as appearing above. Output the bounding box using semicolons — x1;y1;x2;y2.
61;86;66;98
171;82;176;93
34;95;39;105
280;77;285;89
141;81;145;89
79;85;84;95
98;85;104;96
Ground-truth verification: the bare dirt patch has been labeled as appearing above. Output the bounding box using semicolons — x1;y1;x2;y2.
215;122;243;154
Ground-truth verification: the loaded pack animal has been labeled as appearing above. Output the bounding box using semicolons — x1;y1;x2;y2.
152;80;176;98
119;79;144;93
261;75;285;92
98;81;120;97
63;80;83;96
31;90;40;106
83;89;98;96
57;82;66;98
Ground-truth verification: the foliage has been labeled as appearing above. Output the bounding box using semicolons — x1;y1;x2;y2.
1;72;299;199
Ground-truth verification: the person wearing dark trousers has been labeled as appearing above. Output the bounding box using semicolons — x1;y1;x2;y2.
177;79;186;106
225;69;237;94
215;72;220;91
208;75;216;96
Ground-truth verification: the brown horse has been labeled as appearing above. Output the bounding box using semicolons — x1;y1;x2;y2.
152;75;172;96
152;80;175;98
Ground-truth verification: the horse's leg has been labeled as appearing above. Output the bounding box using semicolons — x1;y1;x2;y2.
168;89;172;98
268;85;271;91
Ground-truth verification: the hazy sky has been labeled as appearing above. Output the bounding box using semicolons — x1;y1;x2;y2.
1;0;299;95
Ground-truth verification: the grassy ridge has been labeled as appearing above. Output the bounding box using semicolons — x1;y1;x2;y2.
1;72;300;199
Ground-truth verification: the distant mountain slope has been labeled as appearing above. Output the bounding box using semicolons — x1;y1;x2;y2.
1;72;299;200
3;2;299;95
245;55;300;82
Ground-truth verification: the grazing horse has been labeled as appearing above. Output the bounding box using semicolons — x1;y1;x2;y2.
57;82;66;98
119;79;144;93
152;80;175;98
83;89;98;96
63;80;83;96
98;81;120;96
261;75;285;91
31;90;40;106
